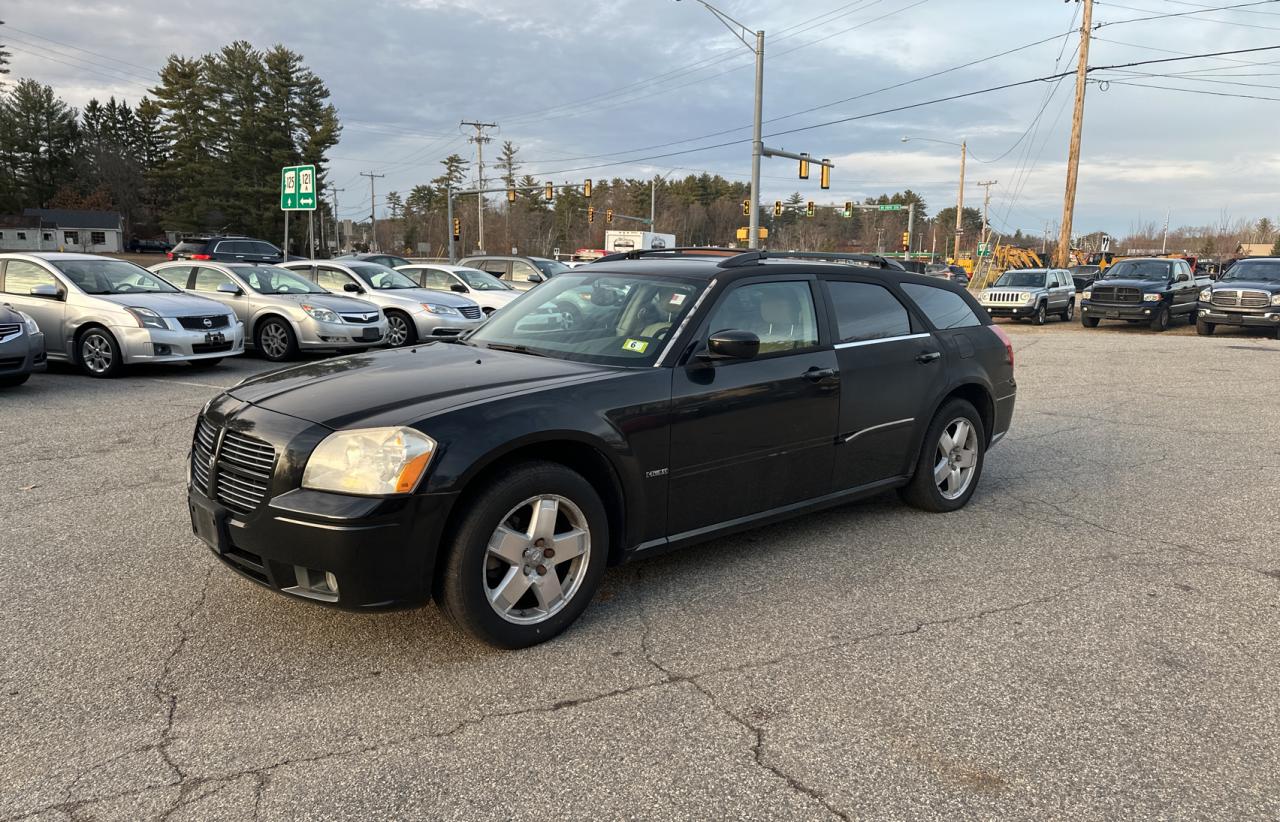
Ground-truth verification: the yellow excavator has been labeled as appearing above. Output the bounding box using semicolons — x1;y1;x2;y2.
968;245;1116;290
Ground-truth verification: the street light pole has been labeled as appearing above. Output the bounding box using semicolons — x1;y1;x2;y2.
955;139;967;262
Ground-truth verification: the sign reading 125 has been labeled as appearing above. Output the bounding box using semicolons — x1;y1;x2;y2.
281;164;317;211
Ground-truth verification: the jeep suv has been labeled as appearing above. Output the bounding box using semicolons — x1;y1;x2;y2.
978;268;1076;324
1196;257;1280;338
169;236;285;264
186;248;1016;648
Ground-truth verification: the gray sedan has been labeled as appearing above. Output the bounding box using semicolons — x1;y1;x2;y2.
0;253;244;377
0;303;46;387
151;261;388;362
281;260;484;346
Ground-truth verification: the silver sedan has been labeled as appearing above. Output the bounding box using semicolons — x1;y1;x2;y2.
150;261;389;362
0;252;244;377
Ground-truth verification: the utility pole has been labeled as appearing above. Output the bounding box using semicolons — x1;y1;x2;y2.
1057;0;1094;267
1161;208;1171;254
876;227;885;253
954;139;967;262
359;172;384;251
461;120;497;253
328;185;344;254
977;180;998;246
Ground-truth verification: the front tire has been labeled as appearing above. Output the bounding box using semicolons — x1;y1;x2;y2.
255;318;299;362
1150;306;1170;332
1196;318;1215;336
1032;303;1047;326
385;310;417;347
899;399;986;513
1082;315;1100;328
437;461;609;648
0;373;30;387
78;327;123;378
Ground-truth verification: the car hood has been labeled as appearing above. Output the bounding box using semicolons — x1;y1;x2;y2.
228;342;619;429
94;292;231;316
1214;280;1280;293
477;290;520;304
268;293;381;313
364;287;474;307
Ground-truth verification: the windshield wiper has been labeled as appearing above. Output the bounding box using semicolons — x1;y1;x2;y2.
483;342;548;358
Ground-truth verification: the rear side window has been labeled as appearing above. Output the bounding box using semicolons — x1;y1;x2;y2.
173;241;207;254
901;283;982;329
248;242;279;256
826;281;912;343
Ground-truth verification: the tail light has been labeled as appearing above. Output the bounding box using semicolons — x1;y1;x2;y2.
191;254;212;260
165;252;175;260
988;324;1014;367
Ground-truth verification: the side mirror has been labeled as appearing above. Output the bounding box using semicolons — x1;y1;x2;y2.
527;273;544;284
702;330;760;361
216;282;242;295
30;284;62;300
450;283;468;293
342;282;363;294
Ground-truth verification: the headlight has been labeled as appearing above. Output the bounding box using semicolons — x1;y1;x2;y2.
422;303;461;316
301;303;339;323
16;310;39;335
1082;290;1092;300
302;427;436;496
1143;293;1163;302
1272;293;1280;306
1018;292;1032;303
1200;289;1213;302
125;306;168;330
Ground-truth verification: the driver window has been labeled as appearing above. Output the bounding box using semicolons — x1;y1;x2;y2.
2;260;59;295
315;267;351;291
192;267;233;293
708;281;819;356
1177;263;1191;282
511;261;540;282
421;269;453;290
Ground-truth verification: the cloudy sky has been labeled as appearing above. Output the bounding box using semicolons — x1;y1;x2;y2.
6;0;1280;237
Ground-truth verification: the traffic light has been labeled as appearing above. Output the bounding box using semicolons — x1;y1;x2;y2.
451;217;461;240
507;188;517;204
843;201;853;218
805;201;815;217
605;208;614;225
742;199;751;217
587;206;595;223
819;159;831;190
545;182;554;200
774;200;783;217
902;232;911;250
583;178;592;198
798;153;810;180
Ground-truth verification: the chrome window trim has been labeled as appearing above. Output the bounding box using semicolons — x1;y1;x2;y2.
654;277;718;368
841;417;915;444
834;332;931;350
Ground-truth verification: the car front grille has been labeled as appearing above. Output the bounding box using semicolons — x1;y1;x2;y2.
178;315;230;330
0;322;21;342
1212;289;1270;309
459;305;483;320
340;313;380;324
1090;286;1141;303
983;291;1025;304
190;419;278;515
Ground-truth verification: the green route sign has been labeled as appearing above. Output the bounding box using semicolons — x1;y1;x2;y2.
281;164;317;211
877;204;905;212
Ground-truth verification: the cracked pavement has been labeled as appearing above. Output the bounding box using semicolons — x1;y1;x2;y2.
2;322;1278;820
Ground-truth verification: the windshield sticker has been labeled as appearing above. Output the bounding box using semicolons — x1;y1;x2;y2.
669;293;686;306
622;338;649;354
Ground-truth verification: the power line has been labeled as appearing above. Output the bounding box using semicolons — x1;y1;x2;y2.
1098;77;1280;99
1095;0;1280;29
2;24;158;74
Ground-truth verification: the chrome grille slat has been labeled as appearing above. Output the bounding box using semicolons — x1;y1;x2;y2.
340;313;379;324
0;322;21;341
459;306;483;320
190;419;277;514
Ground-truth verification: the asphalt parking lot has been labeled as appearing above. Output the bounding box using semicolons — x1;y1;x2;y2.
2;319;1278;821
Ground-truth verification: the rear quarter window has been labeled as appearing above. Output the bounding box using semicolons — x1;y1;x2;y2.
173;241;207;254
901;283;982;330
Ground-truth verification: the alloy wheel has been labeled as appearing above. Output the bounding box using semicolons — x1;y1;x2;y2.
387;315;409;346
933;418;979;501
483;494;591;625
260;323;289;359
82;333;114;374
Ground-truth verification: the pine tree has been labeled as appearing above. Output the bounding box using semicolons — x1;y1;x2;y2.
496;141;520;191
0;79;79;210
1271;236;1280;256
432;154;470;191
0;20;10;81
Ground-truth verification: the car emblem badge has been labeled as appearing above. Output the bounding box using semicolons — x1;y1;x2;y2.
203;318;213;328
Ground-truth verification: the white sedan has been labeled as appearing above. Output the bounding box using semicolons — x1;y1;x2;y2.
396;263;522;315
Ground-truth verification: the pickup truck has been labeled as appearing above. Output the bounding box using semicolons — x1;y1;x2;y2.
1196;257;1280;338
1080;258;1203;332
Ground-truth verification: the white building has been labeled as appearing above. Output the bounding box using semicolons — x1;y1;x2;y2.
22;209;125;253
0;215;56;251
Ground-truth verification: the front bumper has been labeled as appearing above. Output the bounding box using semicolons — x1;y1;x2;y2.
412;312;486;339
0;331;46;376
188;398;456;609
116;322;245;363
981;303;1035;318
1196;304;1280;328
1080;301;1158;320
296;317;389;349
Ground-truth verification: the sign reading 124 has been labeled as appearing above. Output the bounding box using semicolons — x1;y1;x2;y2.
281;164;317;211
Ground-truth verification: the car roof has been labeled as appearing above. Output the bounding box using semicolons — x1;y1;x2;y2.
398;263;476;271
0;252;107;261
580;251;955;289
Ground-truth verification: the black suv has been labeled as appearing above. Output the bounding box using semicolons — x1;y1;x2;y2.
187;249;1016;647
1196;257;1280;338
1080;257;1200;331
169;236;285;264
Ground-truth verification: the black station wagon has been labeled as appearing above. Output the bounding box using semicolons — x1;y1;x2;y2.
187;249;1017;647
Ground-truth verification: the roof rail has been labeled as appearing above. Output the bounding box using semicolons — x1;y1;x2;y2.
595;247;742;263
716;250;904;270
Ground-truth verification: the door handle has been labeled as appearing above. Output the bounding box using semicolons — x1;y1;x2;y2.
916;351;942;364
804;367;837;382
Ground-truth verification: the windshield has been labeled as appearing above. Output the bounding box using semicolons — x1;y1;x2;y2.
1069;266;1098;275
350;263;418;289
465;272;705;366
240;266;327;295
532;258;570;277
994;271;1048;288
455;268;512;291
1222;260;1280;283
54;259;180;294
1104;260;1172;281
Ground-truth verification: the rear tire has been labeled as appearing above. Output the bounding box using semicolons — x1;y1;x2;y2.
1082;315;1100;328
437;461;609;648
1061;300;1075;321
899;399;986;514
77;327;123;378
1196;318;1215;336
